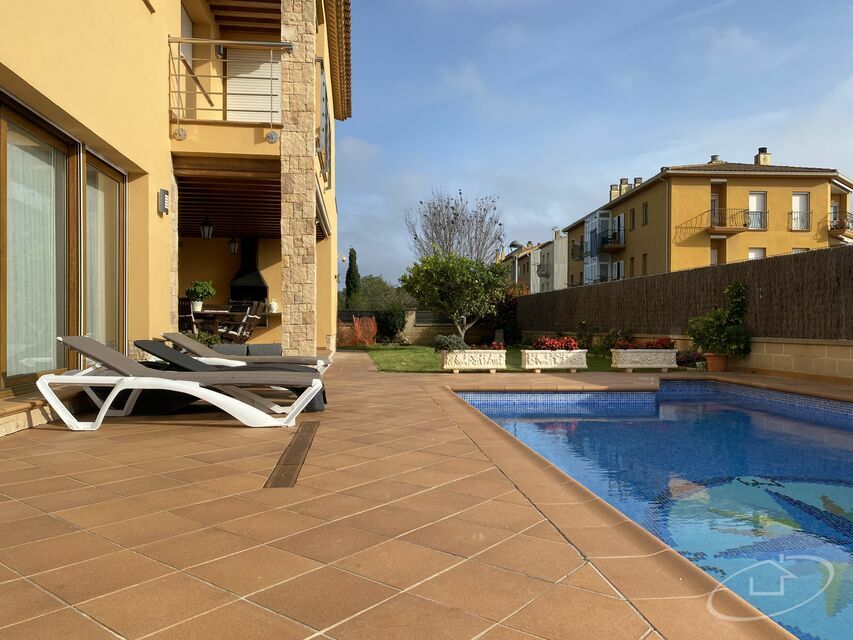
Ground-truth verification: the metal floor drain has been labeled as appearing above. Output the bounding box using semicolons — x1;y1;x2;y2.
264;421;320;488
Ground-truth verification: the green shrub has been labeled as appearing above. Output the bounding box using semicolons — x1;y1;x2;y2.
686;282;751;357
433;334;468;352
184;330;220;346
375;307;407;342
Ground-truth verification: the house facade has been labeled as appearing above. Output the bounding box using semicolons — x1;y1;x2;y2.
563;148;853;285
0;0;351;396
501;241;541;294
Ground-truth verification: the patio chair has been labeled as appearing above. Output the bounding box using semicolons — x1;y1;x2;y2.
37;336;323;431
134;339;326;411
163;332;331;372
177;297;202;335
218;302;261;344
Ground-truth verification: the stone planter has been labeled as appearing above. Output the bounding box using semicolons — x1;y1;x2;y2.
610;349;678;373
521;349;588;373
441;350;506;373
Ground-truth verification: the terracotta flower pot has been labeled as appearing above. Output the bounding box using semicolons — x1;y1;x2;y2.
705;354;729;372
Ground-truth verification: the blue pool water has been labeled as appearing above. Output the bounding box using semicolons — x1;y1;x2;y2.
460;382;853;640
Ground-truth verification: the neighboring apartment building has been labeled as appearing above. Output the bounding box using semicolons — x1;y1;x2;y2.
536;231;569;292
0;0;351;396
564;148;853;285
501;241;542;294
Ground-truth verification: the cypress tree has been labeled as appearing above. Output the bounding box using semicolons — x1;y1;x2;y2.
344;247;360;309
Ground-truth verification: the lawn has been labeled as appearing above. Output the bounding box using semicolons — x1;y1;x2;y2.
343;345;615;373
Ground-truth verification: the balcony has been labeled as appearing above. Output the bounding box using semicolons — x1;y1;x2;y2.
598;230;625;253
829;212;853;237
705;208;767;234
168;37;291;132
570;240;586;261
536;263;550;278
788;210;811;231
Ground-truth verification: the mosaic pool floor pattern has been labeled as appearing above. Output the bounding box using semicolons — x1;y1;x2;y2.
462;383;853;640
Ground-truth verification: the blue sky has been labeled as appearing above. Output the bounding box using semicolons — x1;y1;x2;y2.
336;0;853;282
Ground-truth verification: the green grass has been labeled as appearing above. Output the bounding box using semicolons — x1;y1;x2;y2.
342;345;616;373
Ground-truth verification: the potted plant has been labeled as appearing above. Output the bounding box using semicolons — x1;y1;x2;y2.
686;282;751;372
434;335;506;374
522;336;588;373
611;337;678;372
185;280;216;313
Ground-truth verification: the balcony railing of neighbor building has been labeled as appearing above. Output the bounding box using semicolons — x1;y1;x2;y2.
598;229;625;252
828;211;853;235
570;240;586;261
168;37;292;132
707;208;768;233
536;263;550;278
788;210;812;231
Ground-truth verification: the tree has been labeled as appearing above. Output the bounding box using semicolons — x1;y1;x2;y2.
401;253;508;341
344;247;360;309
405;189;505;263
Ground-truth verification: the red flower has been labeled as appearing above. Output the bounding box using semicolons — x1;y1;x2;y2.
532;336;578;350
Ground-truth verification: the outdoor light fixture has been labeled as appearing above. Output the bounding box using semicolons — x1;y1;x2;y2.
228;238;240;255
157;189;170;215
199;219;214;239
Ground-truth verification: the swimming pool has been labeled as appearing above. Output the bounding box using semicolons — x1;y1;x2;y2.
460;381;853;640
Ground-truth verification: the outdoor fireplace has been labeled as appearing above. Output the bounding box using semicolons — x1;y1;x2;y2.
229;238;268;303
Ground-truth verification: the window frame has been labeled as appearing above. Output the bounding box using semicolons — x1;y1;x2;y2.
641;201;649;226
0;104;80;393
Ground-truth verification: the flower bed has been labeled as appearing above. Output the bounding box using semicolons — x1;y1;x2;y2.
611;337;677;372
521;336;587;373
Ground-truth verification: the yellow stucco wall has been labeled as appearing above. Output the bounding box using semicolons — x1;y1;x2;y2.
0;0;180;345
608;181;669;276
566;226;584;286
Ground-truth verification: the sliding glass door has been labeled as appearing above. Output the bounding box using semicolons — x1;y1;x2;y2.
84;159;123;351
1;112;70;384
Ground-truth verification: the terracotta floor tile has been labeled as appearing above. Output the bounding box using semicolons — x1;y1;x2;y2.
287;493;381;520
452;500;544;533
505;584;648;640
171;496;269;525
0;607;116;639
335;539;459;589
563;563;622;597
523;520;567;543
594;549;721;598
401;517;513;557
69;464;148;485
340;479;425;502
134;484;227;510
250;566;397;630
0;500;43;523
0;514;78;549
338;504;437;538
136;527;256;569
273;522;388;563
411;561;551;622
0;476;84;499
299;470;376;492
187;545;321;595
30;549;172;604
0;579;64;628
106;474;187;497
92;510;205;547
20;486;117;513
544;500;629;529
478;625;542;640
392;467;466;487
216;508;324;543
442;474;515;499
0;467;55;486
55;497;160;528
78;572;235;639
556;520;668;558
194;472;268;495
241;485;330;508
476;534;584;582
0;531;120;575
308;452;375;470
148;600;312;640
328;593;491;640
395;487;484;518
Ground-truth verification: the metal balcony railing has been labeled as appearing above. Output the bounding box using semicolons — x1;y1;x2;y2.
168;37;292;130
570;240;586;261
709;208;747;227
599;230;625;249
746;210;768;230
829;212;853;232
788;210;811;231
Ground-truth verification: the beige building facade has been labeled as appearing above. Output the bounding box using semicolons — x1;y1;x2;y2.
0;0;351;396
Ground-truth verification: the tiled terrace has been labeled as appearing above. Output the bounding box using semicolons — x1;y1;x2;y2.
0;352;805;639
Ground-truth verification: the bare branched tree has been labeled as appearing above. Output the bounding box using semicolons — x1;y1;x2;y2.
405;189;505;263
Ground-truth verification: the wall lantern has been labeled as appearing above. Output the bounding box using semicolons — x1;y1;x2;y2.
199;219;214;239
228;238;240;255
157;189;170;214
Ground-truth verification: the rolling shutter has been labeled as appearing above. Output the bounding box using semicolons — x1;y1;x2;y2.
226;48;281;124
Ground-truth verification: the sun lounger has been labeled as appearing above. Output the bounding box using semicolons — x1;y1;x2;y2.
163;332;330;372
134;339;326;411
37;336;323;431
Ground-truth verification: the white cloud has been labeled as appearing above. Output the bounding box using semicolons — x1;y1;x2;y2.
664;0;739;25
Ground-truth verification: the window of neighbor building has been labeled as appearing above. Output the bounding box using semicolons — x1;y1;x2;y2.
629;208;635;230
611;260;624;281
748;247;766;260
641;253;648;275
791;192;810;230
641;202;648;225
792;248;809;254
629;256;635;277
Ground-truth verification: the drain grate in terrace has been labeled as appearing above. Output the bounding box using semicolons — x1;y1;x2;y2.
264;421;320;488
